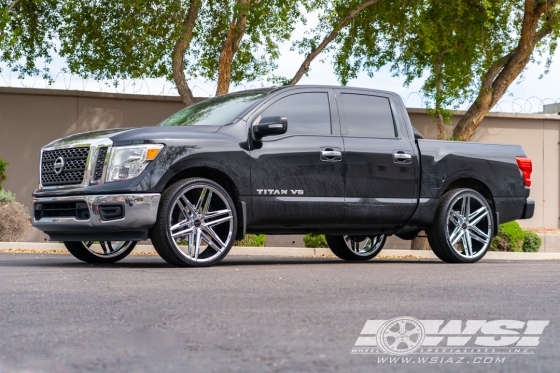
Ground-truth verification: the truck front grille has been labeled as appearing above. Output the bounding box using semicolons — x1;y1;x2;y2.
41;147;90;186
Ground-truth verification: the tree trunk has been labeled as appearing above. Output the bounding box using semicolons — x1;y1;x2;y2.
452;0;558;141
172;0;201;107
215;0;250;96
436;114;446;140
434;50;448;140
286;0;381;86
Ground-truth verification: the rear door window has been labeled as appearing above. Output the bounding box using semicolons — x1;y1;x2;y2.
260;92;331;135
339;94;396;138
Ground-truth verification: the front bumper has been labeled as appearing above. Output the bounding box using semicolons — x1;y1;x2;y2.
32;194;160;241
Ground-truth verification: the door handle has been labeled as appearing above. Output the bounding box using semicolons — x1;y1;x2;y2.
320;149;342;162
393;151;412;164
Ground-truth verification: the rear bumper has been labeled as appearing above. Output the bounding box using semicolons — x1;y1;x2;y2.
520;199;535;220
32;194;160;241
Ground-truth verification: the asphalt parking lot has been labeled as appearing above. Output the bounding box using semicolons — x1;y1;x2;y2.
0;253;559;373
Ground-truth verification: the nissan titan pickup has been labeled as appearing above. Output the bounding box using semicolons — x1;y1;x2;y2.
32;86;535;266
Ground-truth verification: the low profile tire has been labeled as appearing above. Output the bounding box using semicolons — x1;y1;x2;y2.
325;234;386;261
427;188;494;263
64;241;137;263
151;177;237;267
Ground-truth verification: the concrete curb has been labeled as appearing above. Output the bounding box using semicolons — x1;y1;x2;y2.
0;242;559;260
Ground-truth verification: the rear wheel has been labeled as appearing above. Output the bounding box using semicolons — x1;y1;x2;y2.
64;241;137;263
151;177;237;267
427;188;493;263
325;234;386;261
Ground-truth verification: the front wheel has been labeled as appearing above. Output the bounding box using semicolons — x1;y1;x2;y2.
64;241;137;263
150;177;237;267
325;234;386;261
427;188;493;263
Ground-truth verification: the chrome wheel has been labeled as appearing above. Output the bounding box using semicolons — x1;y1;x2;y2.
168;183;234;264
446;194;491;259
81;241;135;258
343;235;385;257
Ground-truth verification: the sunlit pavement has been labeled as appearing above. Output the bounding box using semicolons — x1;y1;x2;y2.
0;253;558;373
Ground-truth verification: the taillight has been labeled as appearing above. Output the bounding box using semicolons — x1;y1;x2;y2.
516;157;532;187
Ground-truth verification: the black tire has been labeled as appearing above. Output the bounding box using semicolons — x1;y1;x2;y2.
64;241;137;263
151;177;237;267
325;234;386;261
427;188;494;263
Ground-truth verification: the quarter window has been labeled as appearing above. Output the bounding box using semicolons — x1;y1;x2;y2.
260;93;331;135
339;94;396;138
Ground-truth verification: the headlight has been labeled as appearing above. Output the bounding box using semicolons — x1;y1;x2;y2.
105;144;164;183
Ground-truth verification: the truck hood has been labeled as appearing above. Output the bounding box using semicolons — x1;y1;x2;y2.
44;126;221;148
108;126;222;145
44;128;134;148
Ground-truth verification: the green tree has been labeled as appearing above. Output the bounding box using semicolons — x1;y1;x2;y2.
187;0;305;96
284;0;383;86
452;0;560;140
329;0;559;141
1;0;59;80
331;0;518;140
59;0;306;105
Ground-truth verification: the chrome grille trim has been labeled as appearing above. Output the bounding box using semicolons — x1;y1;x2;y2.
39;138;113;190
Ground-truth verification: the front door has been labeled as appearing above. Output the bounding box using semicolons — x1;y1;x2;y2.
335;89;419;226
250;89;345;229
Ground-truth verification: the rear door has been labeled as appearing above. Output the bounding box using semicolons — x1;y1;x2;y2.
335;89;419;226
249;89;345;228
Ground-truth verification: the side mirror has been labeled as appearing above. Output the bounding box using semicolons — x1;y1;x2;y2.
252;116;288;140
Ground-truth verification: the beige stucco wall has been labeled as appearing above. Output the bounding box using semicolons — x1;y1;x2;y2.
0;87;184;211
409;109;560;228
1;87;559;230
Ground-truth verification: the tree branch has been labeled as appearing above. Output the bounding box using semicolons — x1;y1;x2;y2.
172;0;202;107
7;0;21;12
536;0;559;15
286;0;382;86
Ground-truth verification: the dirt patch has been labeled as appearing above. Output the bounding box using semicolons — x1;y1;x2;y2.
0;249;160;256
524;227;560;234
378;254;427;259
0;249;68;254
302;254;428;259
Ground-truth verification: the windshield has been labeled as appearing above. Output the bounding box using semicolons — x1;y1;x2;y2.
158;91;266;126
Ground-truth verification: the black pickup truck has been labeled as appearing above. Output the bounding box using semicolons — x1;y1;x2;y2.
32;85;534;266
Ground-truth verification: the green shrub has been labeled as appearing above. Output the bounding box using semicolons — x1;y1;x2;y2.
0;190;15;203
490;221;524;252
522;231;542;252
303;233;328;248
0;156;7;189
234;234;266;247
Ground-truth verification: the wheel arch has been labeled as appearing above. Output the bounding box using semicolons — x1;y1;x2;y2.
163;166;240;204
441;177;495;209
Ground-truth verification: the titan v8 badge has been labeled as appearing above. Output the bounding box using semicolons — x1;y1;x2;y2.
256;189;304;195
